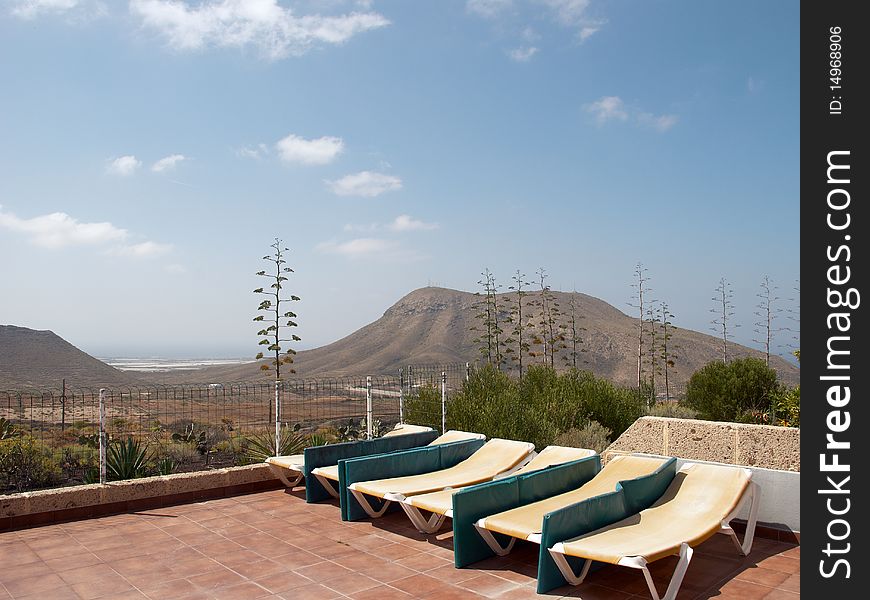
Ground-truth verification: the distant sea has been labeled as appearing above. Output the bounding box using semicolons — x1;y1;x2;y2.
101;358;253;373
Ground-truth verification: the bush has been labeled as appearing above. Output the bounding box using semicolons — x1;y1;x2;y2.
647;403;699;419
404;384;442;431
445;364;645;450
157;442;201;466
684;358;780;422
553;421;612;453
0;437;60;492
239;426;307;465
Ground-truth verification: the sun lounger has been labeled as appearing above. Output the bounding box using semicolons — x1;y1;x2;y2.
400;446;597;533
347;438;536;521
451;453;677;593
309;430;485;500
266;423;436;490
474;454;669;552
547;462;760;600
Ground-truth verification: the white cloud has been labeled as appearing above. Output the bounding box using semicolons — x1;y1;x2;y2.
276;134;344;165
638;112;678;132
585;96;677;132
151;154;186;172
10;0;78;19
237;143;269;159
130;0;391;60
466;0;513;18
538;0;591;27
343;222;378;233
107;155;142;176
585;96;628;124
316;237;397;258
578;24;600;41
388;215;438;232
326;171;402;197
508;45;538;62
111;240;174;258
0;205;128;248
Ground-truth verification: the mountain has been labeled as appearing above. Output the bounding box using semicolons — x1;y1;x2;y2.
0;325;142;390
161;287;800;387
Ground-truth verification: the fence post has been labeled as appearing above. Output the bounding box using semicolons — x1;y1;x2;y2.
465;362;470;382
398;368;405;424
274;380;281;456
366;376;373;439
407;365;413;397
99;388;107;484
441;371;447;435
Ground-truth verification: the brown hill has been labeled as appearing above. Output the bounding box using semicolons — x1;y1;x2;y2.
0;325;142;390
168;287;799;387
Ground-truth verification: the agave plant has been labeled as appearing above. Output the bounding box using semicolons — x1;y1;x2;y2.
107;437;151;480
0;417;20;440
243;424;306;463
157;457;177;476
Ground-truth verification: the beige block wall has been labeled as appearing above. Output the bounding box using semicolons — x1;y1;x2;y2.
603;416;800;472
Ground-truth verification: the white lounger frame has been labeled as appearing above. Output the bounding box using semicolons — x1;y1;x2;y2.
547;472;761;600
267;462;305;488
311;468;341;499
349;450;538;532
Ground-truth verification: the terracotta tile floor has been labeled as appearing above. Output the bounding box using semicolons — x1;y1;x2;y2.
0;489;799;599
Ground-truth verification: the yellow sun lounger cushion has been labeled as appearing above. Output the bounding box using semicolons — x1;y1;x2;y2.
383;423;435;437
407;445;597;516
312;430;484;483
265;454;304;471
481;455;670;540
350;438;535;500
559;463;751;564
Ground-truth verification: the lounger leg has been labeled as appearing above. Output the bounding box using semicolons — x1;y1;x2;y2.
267;465;304;488
548;545;592;585
472;524;517;556
349;489;392;518
313;474;340;499
400;504;448;533
720;481;761;556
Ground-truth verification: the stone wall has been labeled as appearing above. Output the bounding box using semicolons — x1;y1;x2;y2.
603;416;800;472
1;464;282;531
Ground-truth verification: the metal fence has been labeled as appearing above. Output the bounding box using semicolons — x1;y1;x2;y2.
0;364;465;493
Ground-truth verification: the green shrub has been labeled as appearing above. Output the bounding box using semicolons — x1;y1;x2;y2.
157;442;201;466
772;385;800;427
0;437;60;492
553;421;612;453
647;403;699;419
684;358;779;421
445;364;646;450
404;384;442;431
0;417;21;440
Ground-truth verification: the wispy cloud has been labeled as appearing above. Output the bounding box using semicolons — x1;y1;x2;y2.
467;0;513;18
344;215;439;233
276;134;344;166
9;0;107;21
585;96;677;132
747;77;764;94
130;0;391;60
9;0;76;18
469;0;605;47
165;263;187;273
107;155;142;176
388;215;438;232
508;45;538;62
585;96;628;124
151;154;186;172
237;143;270;160
111;240;173;258
326;171;402;197
316;237;397;258
0;205;128;248
637;112;678;132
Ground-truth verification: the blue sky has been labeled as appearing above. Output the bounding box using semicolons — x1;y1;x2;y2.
0;0;799;359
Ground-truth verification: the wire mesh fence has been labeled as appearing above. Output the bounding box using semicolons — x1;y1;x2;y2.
0;364;467;494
